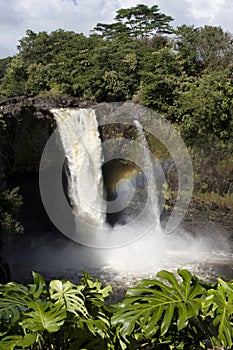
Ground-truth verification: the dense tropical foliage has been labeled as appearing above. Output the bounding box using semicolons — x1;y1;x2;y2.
0;4;233;140
0;113;23;237
1;269;233;349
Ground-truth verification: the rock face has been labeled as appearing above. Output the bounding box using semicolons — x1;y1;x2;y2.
0;96;93;116
0;97;93;174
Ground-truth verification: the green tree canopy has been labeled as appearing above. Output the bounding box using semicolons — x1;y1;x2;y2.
91;22;130;40
93;4;173;39
1;29;100;97
0;10;233;143
0;57;12;84
175;25;233;74
170;69;233;140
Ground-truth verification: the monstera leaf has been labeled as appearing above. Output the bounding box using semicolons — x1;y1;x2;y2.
0;334;36;350
0;272;47;324
80;273;113;337
81;272;113;302
20;300;66;333
205;278;233;348
0;283;31;323
112;269;205;338
28;271;46;299
49;279;88;317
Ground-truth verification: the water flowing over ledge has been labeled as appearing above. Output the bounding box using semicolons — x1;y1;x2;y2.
52;108;106;226
38;106;232;273
44;107;162;249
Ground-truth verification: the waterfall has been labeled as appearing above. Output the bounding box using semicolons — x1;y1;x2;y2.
134;120;160;226
51;108;106;226
49;108;161;249
11;104;228;282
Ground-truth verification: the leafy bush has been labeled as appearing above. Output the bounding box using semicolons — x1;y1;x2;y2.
0;270;233;349
0;187;24;234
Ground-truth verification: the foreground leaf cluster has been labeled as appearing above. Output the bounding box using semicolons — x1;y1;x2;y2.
0;269;233;349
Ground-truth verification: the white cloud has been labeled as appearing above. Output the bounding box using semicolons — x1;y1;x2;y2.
215;1;233;32
0;0;232;58
186;0;226;21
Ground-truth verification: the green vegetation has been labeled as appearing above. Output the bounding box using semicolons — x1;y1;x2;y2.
1;269;233;349
0;4;233;140
93;4;174;39
0;109;23;236
0;108;23;236
0;57;11;85
0;187;23;234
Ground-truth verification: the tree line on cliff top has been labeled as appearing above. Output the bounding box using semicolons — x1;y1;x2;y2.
0;3;233;140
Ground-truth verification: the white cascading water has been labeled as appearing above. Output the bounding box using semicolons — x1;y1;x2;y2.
134;120;160;227
51;108;106;226
52;108;161;236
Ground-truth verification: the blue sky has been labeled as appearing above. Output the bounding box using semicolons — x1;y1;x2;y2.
0;0;232;58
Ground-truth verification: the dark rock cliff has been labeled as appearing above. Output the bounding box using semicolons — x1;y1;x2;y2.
0;96;93;174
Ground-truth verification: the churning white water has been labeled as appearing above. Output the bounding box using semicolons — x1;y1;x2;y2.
48;108;232;278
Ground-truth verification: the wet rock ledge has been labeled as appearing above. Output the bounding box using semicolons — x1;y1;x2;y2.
0;96;93;119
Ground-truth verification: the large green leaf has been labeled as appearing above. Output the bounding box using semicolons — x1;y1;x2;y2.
0;334;36;350
20;300;66;333
81;272;112;302
49;279;88;317
0;272;47;324
112;269;205;338
28;271;46;299
206;279;233;348
80;273;112;337
0;283;31;323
